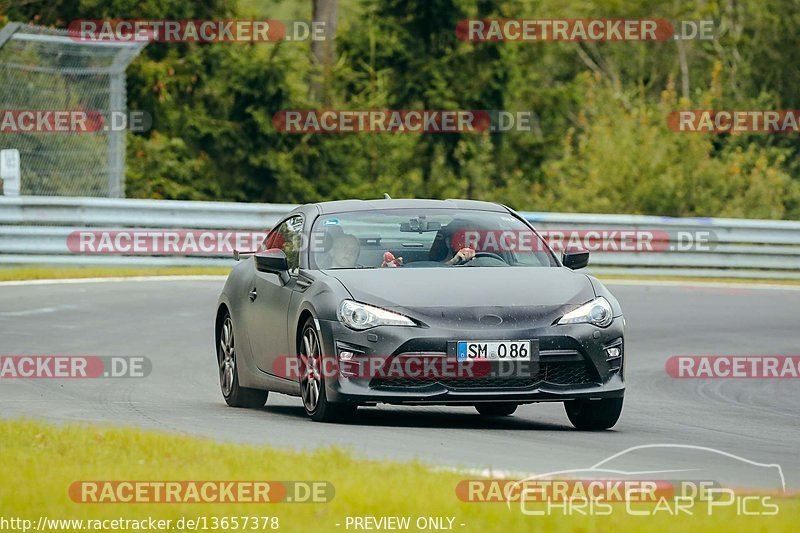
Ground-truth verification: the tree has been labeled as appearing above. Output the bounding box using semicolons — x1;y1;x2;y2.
310;0;339;103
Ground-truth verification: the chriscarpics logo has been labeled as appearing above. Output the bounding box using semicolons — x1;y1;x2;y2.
458;444;785;517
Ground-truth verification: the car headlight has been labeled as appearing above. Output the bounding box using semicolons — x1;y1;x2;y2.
557;297;613;327
338;300;416;330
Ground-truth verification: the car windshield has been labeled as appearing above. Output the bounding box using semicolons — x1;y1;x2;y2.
310;208;557;270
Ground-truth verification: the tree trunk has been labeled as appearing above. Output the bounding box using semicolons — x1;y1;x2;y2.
310;0;339;103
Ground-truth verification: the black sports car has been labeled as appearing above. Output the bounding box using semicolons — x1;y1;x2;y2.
215;198;625;429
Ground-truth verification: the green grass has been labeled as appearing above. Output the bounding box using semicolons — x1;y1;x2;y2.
0;420;796;532
0;266;229;281
2;265;800;289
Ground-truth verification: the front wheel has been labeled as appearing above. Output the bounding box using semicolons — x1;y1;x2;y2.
217;312;268;408
298;318;357;423
564;397;623;430
475;402;518;416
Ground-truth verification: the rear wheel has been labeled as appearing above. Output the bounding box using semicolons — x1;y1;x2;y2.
565;397;623;430
218;312;268;408
475;402;518;416
299;318;357;422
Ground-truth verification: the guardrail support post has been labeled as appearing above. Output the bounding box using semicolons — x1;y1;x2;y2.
0;149;21;196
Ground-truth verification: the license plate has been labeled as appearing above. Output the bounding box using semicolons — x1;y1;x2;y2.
456;341;532;362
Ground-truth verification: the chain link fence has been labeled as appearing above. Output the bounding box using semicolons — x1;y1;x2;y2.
0;22;146;197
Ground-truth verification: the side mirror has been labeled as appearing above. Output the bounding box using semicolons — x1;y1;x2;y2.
255;249;289;274
562;246;589;270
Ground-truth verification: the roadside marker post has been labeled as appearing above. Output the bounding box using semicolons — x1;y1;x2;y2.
0;148;20;196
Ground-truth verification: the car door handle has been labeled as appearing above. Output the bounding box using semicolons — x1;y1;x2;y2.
248;288;257;301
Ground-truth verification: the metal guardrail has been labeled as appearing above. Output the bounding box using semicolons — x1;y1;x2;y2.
1;196;799;279
523;211;800;279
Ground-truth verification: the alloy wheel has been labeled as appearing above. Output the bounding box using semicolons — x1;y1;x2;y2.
219;316;236;397
299;327;322;412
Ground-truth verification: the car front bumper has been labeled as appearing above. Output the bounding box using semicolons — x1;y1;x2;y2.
316;317;625;405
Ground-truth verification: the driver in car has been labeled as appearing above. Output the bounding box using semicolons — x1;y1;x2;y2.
429;221;477;265
444;240;475;265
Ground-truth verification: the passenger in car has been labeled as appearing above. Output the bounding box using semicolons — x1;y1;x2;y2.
328;233;361;269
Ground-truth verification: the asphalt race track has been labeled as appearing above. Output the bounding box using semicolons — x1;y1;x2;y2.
1;278;798;490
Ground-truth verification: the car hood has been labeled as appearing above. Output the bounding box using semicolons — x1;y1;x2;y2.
324;267;595;326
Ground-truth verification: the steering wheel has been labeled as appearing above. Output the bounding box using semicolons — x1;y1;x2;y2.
473;251;506;262
455;251;507;265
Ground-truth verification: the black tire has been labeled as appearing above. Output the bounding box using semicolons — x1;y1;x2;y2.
299;318;357;423
565;397;623;430
217;311;268;408
475;402;518;416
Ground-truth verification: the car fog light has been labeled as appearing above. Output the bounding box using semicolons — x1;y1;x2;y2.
339;350;355;361
606;347;621;360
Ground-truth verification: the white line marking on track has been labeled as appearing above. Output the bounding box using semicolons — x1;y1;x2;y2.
0;304;79;317
0;275;227;287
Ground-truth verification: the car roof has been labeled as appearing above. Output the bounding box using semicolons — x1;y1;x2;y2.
304;198;509;215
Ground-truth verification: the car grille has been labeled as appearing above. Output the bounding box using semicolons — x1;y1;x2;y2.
371;361;597;390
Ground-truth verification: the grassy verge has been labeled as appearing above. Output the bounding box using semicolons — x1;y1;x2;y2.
0;420;796;532
0;266;229;281
1;265;799;288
